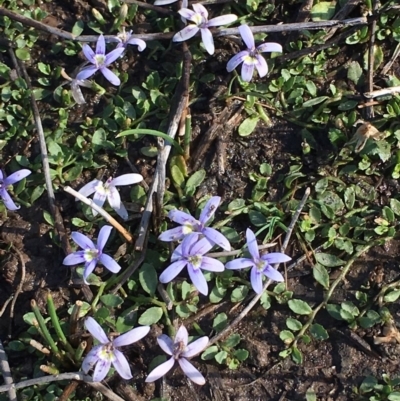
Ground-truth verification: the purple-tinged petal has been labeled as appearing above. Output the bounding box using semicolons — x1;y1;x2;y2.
85;317;110;344
178;358;205;385
113;326;150;347
254;54;268;78
263;266;284;282
78;179;101;198
250;267;263;294
200;256;224;272
157;334;174;355
175;325;189;346
82;345;101;373
188;266;208;295
182;233;199;256
241;61;255;82
192;3;208;19
97;225;112;251
178;8;197;20
154;0;177;4
83;259;98;282
93;190;107;212
225;257;254;270
202;227;231;251
108;187;129;220
99;253;121;274
226;50;248;72
71;232;95;250
257;42;283;53
0;170;4;180
111;173;143;186
200;28;214;54
96;34;106;55
76;66;98;81
246;228;259;260
199;196;220;224
126;37;146;51
207;14;237;27
92;359;111;382
190;237;213;256
168;209;198;226
63;251;85;266
100;67;120;86
4;169;31;186
112;349;132;379
159;260;188;283
239;24;255;50
261;252;292;264
145;357;175;382
0;189;19;210
159;226;185;242
82;44;96;64
182;336;209;358
105;48;125;65
173;25;200;42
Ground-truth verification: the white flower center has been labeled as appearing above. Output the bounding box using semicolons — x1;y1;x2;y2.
98;343;116;362
173;340;187;359
94;54;106;68
244;53;257;65
255;259;266;272
84;248;100;262
188;254;202;269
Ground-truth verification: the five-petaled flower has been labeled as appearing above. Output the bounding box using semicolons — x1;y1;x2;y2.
226;228;291;294
82;317;150;382
160;233;224;295
226;24;282;82
173;4;237;55
159;196;231;251
0;169;31;211
77;34;125;86
146;325;208;385
63;225;121;283
114;28;146;52
78;173;143;221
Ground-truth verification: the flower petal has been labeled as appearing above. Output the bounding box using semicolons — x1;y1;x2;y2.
78;179;100;198
126;37;146;51
111;173;143;186
159;226;185;242
82;44;96;64
99;253;121;274
173;25;200;42
200;256;224;272
157;334;174;355
239;24;255;49
96;34;106;55
76;66;98;81
154;0;177;4
112;349;132;379
192;3;208;19
262;252;292;264
178;358;205;385
246;228;259;260
0;170;4;180
188;266;208;295
254;54;268;78
108;187;129;220
85;317;110;344
97;225;112;251
4;169;31;186
168;209;198;226
200;28;214;55
171;242;184;262
202;227;231;251
82;345;102;373
178;8;196;20
225;258;254;270
105;48;125;65
257;42;283;53
71;232;95;250
263;266;284;282
181;233;199;256
83;259;98;282
199;196;220;224
145;357;175;382
190;237;213;256
182;336;209;358
0;189;19;210
226;50;248;72
93;359;111;382
100;67;120;86
63;251;85;266
241;61;255;82
175;325;189;345
159;260;188;283
113;326;150;347
207;14;237;27
250;267;263;294
93;190;107;212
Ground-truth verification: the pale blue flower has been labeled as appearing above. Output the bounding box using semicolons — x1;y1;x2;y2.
0;169;31;210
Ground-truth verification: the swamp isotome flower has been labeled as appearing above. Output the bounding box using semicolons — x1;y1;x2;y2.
173;4;237;55
226;24;282;82
63;225;121;283
159;196;230;251
226;228;291;294
78;173;143;220
146;325;208;385
76;34;124;86
114;29;146;51
82;317;150;382
160;233;224;295
0;169;31;210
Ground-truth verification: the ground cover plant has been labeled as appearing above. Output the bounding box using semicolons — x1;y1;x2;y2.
0;0;400;400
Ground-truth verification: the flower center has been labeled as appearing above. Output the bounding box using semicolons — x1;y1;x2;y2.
84;248;100;262
255;259;266;272
188;254;202;269
173;340;187;359
94;54;106;68
98;343;116;362
193;13;206;27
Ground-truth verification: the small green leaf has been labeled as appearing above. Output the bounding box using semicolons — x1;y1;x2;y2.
279;330;295;345
388;392;400;401
201;345;219;360
383;289;400;303
30;186;44;204
16;48;30;61
313;263;329;289
221;334;241;348
305;387;317;401
311;1;336;21
286;318;302;331
309;323;329;340
233;349;249;361
181;281;192;301
315;253;344;267
138;307;163;325
291;346;303;364
231;285;249;303
215;350;228;364
359;376;378;394
347;61;363;85
209;285;227;304
100;294;123;308
390;198;400;216
288;299;312;315
213;313;228;332
139;263;158;296
238;116;259;136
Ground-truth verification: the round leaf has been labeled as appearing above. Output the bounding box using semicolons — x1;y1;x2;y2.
288;299;312;315
138;307;163;325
